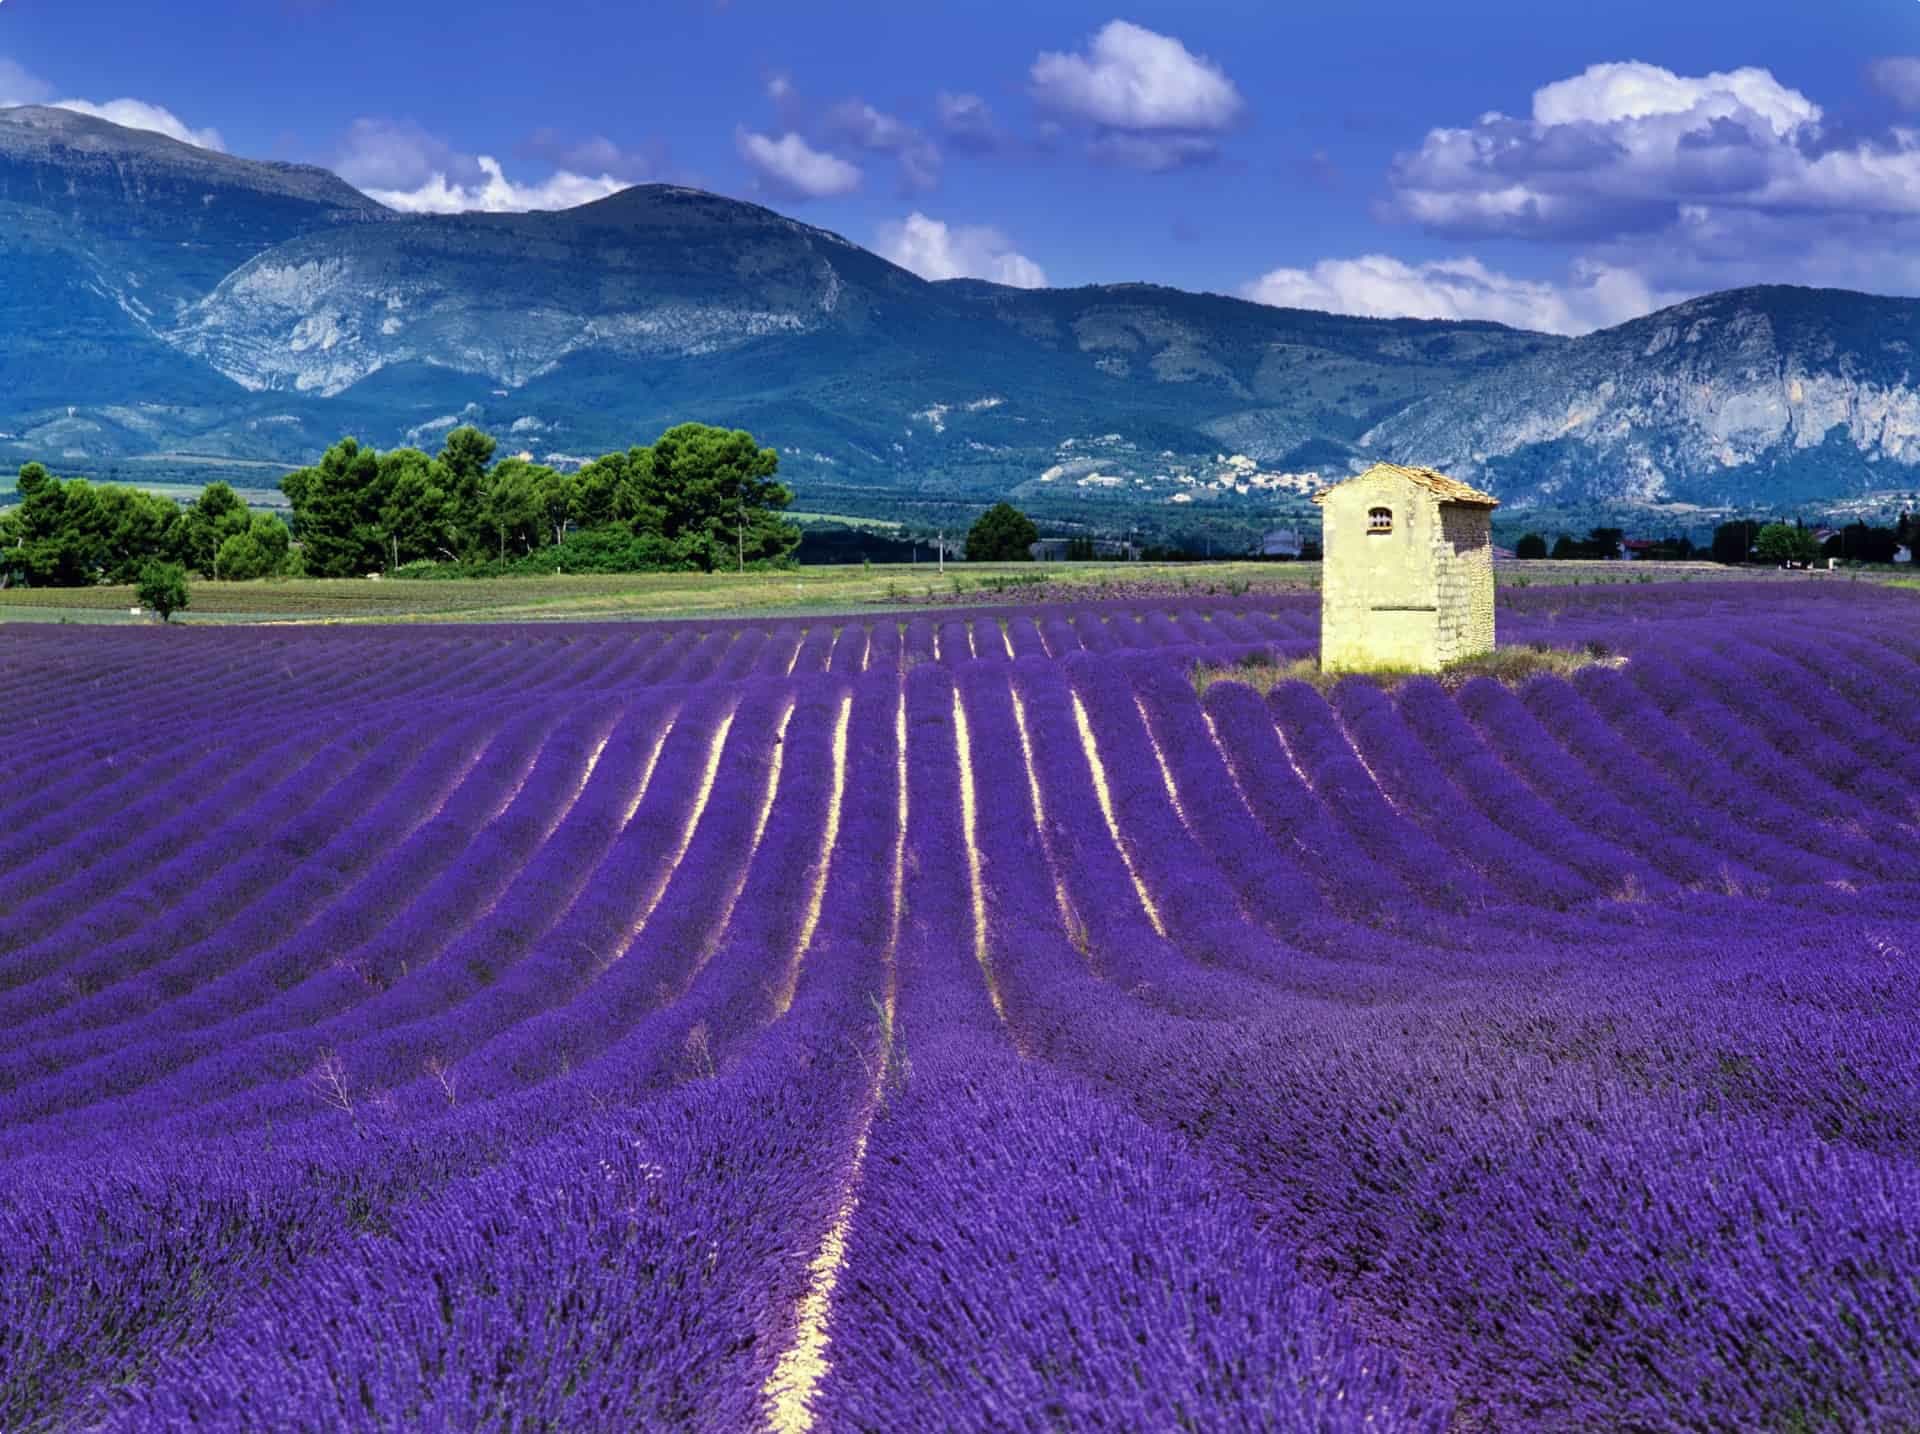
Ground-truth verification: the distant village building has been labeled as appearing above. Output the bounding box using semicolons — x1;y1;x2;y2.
1259;527;1304;559
1313;461;1498;673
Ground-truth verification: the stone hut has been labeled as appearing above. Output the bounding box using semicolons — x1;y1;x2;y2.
1312;461;1498;673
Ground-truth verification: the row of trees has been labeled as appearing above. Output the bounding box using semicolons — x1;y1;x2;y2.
13;435;1910;587
1514;517;1913;567
0;466;289;587
282;423;798;577
0;423;802;586
1815;521;1907;564
1711;519;1905;567
1514;528;1629;561
1724;518;1911;566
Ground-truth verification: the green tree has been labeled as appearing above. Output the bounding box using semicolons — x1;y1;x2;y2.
1755;522;1820;567
572;447;655;531
965;502;1039;562
136;561;189;621
377;448;456;567
97;486;185;584
534;464;577;547
436;426;497;558
214;514;292;580
178;482;251;577
1514;532;1547;559
257;422;807;577
281;437;387;577
1586;527;1624;561
572;449;637;531
479;457;551;560
0;463;103;585
0;464;178;586
637;424;797;571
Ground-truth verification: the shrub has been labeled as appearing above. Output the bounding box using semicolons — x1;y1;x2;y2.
135;561;189;622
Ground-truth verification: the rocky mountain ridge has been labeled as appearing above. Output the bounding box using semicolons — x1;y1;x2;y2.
1363;286;1920;507
3;105;1916;513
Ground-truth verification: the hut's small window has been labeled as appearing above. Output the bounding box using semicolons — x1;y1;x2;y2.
1368;507;1393;534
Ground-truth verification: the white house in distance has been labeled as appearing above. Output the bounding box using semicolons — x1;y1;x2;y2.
1313;461;1499;673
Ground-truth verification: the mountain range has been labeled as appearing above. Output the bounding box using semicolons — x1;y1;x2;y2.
4;103;1918;516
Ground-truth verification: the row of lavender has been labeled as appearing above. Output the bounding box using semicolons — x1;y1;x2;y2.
0;587;1857;837
4;583;1918;1429
10;581;1888;748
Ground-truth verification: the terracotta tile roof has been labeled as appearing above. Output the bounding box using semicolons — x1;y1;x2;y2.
1311;461;1499;508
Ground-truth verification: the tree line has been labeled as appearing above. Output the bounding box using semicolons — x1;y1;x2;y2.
0;466;288;587
1512;516;1915;567
283;422;797;577
1709;517;1911;567
0;422;800;587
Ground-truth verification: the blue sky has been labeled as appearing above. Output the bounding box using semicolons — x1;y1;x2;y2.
5;0;1920;333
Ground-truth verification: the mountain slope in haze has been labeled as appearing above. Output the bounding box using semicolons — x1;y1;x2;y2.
937;278;1564;457
3;105;1918;513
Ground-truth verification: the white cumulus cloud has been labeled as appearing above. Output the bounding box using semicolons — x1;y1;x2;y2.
1387;60;1920;238
49;96;224;150
1031;19;1242;132
876;212;1047;288
735;127;862;199
1240;253;1687;336
363;156;629;214
1530;61;1818;137
335;117;645;213
1378;58;1920;307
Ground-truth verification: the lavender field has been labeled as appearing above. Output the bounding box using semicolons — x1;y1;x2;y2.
4;582;1919;1431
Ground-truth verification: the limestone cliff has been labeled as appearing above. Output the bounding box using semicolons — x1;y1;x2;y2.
1360;287;1920;506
